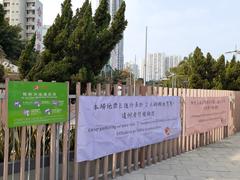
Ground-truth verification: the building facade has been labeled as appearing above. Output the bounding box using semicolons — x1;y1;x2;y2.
109;0;124;70
41;25;50;50
141;53;182;81
2;0;43;51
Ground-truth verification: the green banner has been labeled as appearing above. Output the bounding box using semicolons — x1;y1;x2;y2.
8;81;68;128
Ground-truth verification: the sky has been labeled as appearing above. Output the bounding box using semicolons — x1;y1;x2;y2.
40;0;240;64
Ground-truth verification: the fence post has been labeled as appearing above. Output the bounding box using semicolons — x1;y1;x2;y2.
158;87;164;160
133;85;140;170
83;83;92;180
152;86;158;163
168;88;173;158
73;82;81;180
62;82;69;180
103;84;110;180
139;85;146;168
173;88;178;156
20;126;26;180
185;89;191;152
35;125;42;180
49;125;56;180
126;85;133;173
111;84;118;179
199;89;204;146
177;88;182;155
181;88;186;153
163;87;169;159
94;84;101;180
35;80;43;180
119;85;126;175
3;78;9;180
145;86;152;166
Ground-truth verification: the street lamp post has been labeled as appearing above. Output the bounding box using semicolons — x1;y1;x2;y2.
144;26;148;86
133;55;137;95
225;45;240;60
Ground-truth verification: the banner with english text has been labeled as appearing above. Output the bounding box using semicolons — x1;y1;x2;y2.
185;97;229;135
76;96;181;162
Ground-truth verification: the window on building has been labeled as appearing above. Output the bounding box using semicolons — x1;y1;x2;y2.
32;10;35;14
16;3;19;5
3;3;8;7
12;3;14;5
12;11;14;13
27;18;33;23
16;11;19;13
32;26;35;30
15;19;18;21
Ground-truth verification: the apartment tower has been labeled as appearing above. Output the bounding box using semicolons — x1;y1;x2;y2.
2;0;43;51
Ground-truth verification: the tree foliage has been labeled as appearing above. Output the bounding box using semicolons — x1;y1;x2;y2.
112;69;134;85
0;4;23;62
170;47;240;90
18;34;38;79
0;64;4;82
26;0;127;87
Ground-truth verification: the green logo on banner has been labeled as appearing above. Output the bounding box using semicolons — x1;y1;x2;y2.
8;81;68;128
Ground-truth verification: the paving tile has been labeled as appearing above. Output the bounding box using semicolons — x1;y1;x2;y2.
115;174;145;180
176;176;205;180
113;133;240;180
146;174;176;180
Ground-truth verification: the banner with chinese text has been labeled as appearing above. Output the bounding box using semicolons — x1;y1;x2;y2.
185;97;229;135
77;96;181;162
8;81;68;128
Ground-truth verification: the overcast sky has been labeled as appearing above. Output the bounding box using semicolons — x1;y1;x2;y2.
40;0;240;64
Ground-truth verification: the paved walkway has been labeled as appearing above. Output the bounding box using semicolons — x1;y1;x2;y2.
116;133;240;180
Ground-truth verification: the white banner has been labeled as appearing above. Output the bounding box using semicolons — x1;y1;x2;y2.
77;96;181;162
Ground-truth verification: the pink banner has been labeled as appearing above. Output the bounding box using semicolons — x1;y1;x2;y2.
185;97;229;135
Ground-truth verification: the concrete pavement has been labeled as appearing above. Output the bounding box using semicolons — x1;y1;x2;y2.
116;133;240;180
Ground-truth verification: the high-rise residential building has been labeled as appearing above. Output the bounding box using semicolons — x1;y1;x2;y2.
109;0;124;70
41;25;50;50
141;53;165;81
141;53;182;82
124;62;140;79
2;0;43;51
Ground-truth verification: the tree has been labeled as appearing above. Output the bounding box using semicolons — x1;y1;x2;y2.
225;56;240;90
29;0;127;86
212;55;225;89
43;0;73;62
0;45;6;60
0;4;23;62
0;64;4;82
18;34;38;79
169;47;227;90
204;53;215;88
112;69;133;85
188;47;206;88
